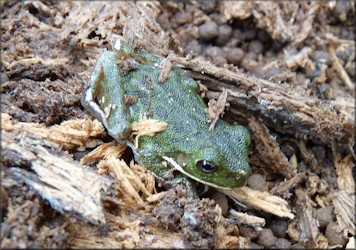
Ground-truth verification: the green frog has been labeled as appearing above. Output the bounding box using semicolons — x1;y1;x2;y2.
81;39;251;189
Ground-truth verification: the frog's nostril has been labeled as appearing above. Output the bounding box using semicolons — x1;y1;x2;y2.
236;170;247;180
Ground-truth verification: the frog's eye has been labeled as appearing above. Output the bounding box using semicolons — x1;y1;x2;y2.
197;160;217;173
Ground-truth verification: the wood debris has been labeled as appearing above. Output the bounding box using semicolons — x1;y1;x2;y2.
332;190;355;236
7;57;70;71
298;141;323;174
248;116;294;178
229;209;265;227
291;2;319;47
215;222;249;248
270;172;306;198
67;215;186;248
221;1;294;42
131;115;168;148
285;47;315;75
295;188;319;245
122;1;170;56
219;186;295;219
2;130;112;225
334;154;355;191
2;113;105;151
329;45;355;91
205;88;229;131
158;53;176;83
220;1;254;20
80;142;127;166
98;157;156;207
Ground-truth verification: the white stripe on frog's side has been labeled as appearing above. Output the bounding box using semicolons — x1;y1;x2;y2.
162;155;231;190
83;84;110;131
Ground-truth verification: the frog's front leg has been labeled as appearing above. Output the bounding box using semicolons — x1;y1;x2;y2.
82;51;131;141
160;173;199;200
141;155;199;200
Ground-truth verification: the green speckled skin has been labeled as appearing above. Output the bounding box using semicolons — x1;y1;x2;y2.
82;40;251;188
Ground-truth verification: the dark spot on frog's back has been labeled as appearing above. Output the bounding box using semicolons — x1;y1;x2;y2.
154;104;168;117
171;122;186;134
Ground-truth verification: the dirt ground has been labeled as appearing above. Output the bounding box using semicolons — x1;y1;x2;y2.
1;1;355;249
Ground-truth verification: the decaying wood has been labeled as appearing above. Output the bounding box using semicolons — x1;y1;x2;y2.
123;1;171;56
220;2;295;42
332;190;355;236
215;222;249;248
219;186;295;219
2;130;112;225
205;88;229;131
346;235;356;249
2;113;105;151
158;53;175;83
176;57;354;156
80;142;127;166
285;47;315;75
219;1;255;21
295;188;319;245
332;150;355;236
334;154;355;192
298;141;323;175
270;172;307;198
99;157;156;207
329;45;354;91
67;213;187;249
248;116;294;178
229;209;265;227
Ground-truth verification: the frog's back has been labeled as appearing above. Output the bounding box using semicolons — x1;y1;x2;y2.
123;62;210;138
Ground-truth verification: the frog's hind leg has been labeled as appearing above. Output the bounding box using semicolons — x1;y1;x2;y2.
82;51;131;141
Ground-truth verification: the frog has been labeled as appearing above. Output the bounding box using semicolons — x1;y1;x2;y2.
81;38;251;189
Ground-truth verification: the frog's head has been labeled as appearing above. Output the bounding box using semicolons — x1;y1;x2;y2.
167;146;250;189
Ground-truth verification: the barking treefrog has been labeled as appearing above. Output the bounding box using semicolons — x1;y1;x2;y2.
82;39;251;189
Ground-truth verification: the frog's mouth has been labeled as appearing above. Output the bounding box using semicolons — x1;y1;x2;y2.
162;155;232;190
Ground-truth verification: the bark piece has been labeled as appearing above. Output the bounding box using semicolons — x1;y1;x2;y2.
205;88;229;131
80;142;127;166
248;116;294;178
270;172;306;198
229;209;266;227
220;2;254;20
329;45;354;91
294;188;319;246
2;130;112;225
334;154;355;191
99;157;156;207
219;186;295;219
177;57;354;155
332;190;355;236
2;113;105;151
